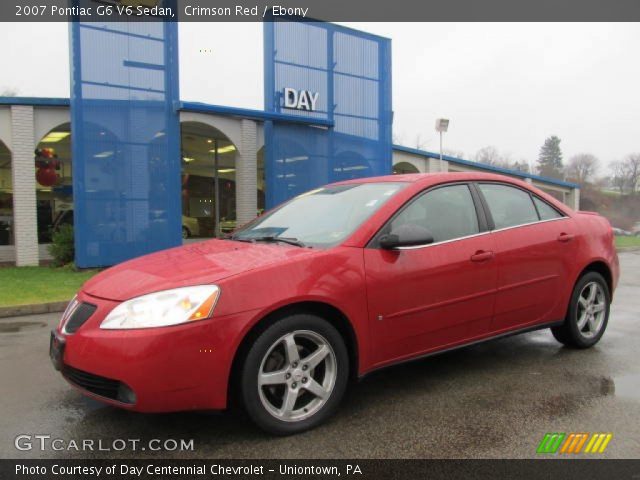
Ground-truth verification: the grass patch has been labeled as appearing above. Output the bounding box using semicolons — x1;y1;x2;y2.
0;267;100;307
615;235;640;249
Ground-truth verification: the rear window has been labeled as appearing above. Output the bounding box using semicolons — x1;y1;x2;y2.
478;183;538;229
533;196;563;221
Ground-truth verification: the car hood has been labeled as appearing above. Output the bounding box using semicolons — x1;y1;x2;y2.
82;239;318;302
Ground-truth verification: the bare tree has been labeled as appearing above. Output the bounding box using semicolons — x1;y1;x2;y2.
511;160;531;173
0;87;19;97
566;153;599;185
392;132;405;146
625;153;640;193
610;160;629;194
474;146;512;168
610;154;640;194
443;149;465;159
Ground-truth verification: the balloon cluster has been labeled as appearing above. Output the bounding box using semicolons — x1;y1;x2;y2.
35;148;60;187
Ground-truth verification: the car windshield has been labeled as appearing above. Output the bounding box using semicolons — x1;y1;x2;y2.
231;182;406;248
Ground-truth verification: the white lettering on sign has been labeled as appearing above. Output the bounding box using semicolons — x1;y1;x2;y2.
283;88;319;111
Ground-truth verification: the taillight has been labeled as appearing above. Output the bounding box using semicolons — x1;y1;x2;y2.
609;226;616;247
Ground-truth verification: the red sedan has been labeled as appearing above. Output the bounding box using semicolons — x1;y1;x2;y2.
51;172;619;435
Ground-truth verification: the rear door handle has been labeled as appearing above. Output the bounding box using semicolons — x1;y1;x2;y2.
470;250;494;262
557;233;575;243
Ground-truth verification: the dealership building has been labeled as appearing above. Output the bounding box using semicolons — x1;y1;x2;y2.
0;20;579;267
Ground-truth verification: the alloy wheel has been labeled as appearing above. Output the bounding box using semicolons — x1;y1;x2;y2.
576;281;606;339
258;330;337;422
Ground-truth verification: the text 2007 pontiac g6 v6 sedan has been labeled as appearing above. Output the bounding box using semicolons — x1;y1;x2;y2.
51;172;619;435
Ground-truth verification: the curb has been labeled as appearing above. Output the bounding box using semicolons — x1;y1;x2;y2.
0;301;69;319
617;247;640;253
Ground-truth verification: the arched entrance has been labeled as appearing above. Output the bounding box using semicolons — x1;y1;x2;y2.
180;121;238;239
393;161;420;174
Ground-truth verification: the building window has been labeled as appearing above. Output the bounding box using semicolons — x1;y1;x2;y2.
0;140;12;246
35;124;73;244
180;122;237;239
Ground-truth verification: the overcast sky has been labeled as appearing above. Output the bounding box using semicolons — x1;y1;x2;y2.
1;22;638;173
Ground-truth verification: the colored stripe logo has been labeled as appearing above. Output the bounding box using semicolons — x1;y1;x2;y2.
537;433;612;454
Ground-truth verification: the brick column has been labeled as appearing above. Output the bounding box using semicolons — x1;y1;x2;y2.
10;106;39;266
236;119;258;226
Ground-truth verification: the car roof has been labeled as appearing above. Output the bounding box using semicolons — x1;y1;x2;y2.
330;171;531;188
330;171;574;218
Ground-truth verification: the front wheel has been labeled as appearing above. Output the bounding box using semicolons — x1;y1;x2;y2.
239;314;349;435
551;272;610;348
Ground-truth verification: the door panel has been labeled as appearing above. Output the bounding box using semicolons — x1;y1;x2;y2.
365;235;497;365
475;182;577;332
490;218;576;331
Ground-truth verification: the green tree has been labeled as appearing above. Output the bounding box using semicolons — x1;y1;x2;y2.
537;136;564;179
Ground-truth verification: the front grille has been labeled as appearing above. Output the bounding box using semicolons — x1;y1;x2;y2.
63;365;134;403
64;302;96;334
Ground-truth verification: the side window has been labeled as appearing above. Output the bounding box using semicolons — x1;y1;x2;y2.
533;196;563;221
389;184;479;243
478;183;539;229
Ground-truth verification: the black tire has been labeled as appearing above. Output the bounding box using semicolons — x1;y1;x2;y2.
551;272;610;348
182;227;190;239
239;314;349;435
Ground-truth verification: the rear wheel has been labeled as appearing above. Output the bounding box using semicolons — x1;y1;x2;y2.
551;272;610;348
239;314;349;435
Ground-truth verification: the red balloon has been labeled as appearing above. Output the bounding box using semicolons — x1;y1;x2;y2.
36;167;58;187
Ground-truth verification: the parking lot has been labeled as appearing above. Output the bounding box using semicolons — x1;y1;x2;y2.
1;251;638;459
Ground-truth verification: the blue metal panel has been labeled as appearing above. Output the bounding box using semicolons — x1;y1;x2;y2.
264;21;393;208
70;6;181;267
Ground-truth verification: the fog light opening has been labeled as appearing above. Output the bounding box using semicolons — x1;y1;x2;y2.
117;383;137;404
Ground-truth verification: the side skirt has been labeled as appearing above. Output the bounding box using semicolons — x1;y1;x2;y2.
358;320;565;380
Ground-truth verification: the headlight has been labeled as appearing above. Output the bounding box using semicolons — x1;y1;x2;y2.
100;285;220;330
58;295;79;330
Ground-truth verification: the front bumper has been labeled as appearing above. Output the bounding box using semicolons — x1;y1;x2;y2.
54;291;258;413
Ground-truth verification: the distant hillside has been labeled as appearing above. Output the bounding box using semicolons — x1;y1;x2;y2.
580;186;640;230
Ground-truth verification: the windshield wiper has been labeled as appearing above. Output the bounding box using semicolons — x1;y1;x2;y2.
236;235;306;247
226;235;253;243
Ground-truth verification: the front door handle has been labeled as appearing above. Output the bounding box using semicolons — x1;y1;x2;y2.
470;250;494;262
557;233;575;243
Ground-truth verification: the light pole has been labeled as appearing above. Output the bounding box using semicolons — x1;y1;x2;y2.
435;118;449;172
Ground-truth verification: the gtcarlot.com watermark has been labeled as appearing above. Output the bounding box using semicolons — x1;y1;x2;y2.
15;434;194;452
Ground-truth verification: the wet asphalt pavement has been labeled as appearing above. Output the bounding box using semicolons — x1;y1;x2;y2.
1;252;639;459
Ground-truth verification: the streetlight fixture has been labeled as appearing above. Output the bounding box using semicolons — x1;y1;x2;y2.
435;118;449;172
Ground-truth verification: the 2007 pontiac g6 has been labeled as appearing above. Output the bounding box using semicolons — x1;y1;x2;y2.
51;172;619;435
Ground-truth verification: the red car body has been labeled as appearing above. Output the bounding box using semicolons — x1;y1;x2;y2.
53;172;619;413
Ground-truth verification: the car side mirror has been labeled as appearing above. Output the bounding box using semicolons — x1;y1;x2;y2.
379;227;434;249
